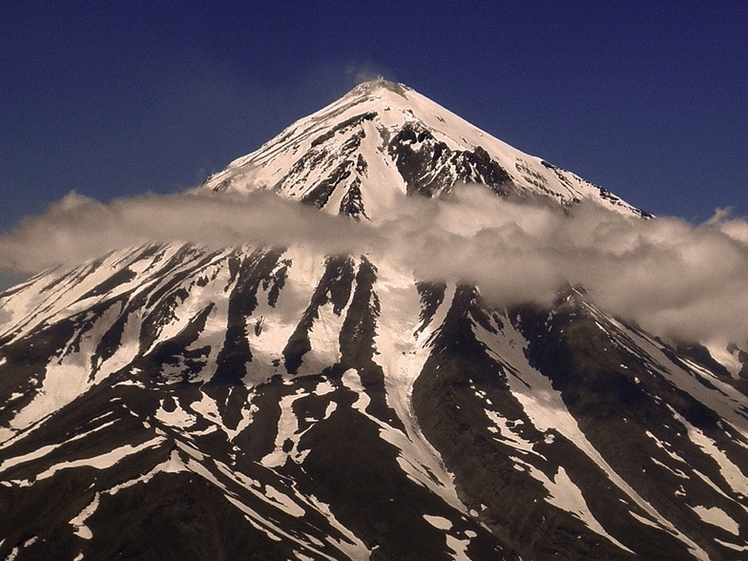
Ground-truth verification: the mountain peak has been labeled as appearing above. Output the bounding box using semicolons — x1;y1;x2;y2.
347;77;411;98
200;82;646;218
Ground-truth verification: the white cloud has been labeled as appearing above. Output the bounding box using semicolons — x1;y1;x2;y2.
2;186;748;347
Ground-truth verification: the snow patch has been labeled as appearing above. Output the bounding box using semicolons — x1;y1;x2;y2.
314;379;336;396
155;399;196;428
691;505;740;535
423;514;452;530
70;492;100;540
260;388;308;468
715;538;748;552
704;342;743;377
341;369;369;414
108;449;187;494
323;401;337;420
36;436;165;480
519;458;632;553
265;485;306;518
0;418;118;473
446;534;472;561
668;406;748;497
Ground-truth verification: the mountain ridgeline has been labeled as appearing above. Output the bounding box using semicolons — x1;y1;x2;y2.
0;80;746;561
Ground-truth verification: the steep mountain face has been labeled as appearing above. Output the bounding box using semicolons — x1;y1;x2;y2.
1;81;747;561
200;79;648;219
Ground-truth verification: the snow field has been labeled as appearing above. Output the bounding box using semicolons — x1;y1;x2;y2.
371;270;464;510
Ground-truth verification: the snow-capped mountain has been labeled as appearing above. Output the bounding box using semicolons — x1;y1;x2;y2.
1;80;747;561
200;79;646;218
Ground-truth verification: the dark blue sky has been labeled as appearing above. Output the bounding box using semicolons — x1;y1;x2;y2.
2;1;747;232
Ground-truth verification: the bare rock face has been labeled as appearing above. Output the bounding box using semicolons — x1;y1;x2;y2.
1;81;747;560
